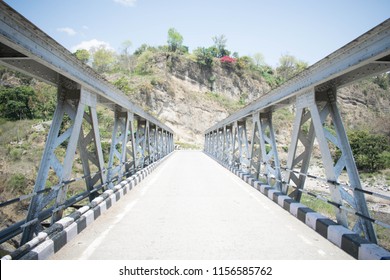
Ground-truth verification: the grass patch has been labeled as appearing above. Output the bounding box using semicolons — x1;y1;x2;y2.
6;173;28;194
300;193;336;219
371;211;390;251
0;119;37;145
8;148;23;161
204;92;243;113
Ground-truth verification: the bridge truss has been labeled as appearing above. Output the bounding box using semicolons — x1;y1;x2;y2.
205;19;390;244
0;2;174;246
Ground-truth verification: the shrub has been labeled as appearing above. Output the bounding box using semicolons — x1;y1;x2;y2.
134;50;154;75
167;28;184;53
193;47;214;68
7;173;27;192
220;56;236;64
0;84;56;121
9;148;23;161
0;86;35;120
113;76;132;94
339;130;390;172
379;150;390;169
92;46;117;73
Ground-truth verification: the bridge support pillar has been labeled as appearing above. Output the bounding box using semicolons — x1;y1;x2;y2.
285;88;377;243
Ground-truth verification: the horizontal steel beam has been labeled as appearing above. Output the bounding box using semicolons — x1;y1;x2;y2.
0;2;173;134
205;19;390;133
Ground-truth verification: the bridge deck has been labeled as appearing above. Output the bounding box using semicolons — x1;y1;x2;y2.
51;151;353;260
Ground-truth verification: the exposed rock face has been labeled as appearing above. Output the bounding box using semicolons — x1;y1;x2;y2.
121;53;271;145
109;53;389;146
337;82;390;137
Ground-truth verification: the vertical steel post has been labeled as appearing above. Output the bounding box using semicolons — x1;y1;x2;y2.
217;128;224;161
225;125;234;166
211;130;217;157
250;113;262;180
149;124;157;162
285;92;316;199
106;110;129;188
125;112;136;177
232;122;239;168
135;118;146;169
250;112;281;189
76;89;106;200
237;120;250;172
157;128;163;159
258;111;282;190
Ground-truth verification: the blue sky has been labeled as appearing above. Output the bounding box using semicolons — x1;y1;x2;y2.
4;0;390;67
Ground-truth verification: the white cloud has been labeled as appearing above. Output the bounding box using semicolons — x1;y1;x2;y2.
57;27;77;36
71;39;113;52
113;0;137;7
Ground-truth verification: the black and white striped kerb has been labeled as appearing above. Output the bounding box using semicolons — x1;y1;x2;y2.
1;154;172;260
205;152;390;260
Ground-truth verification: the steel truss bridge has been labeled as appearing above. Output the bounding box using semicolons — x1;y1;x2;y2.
0;2;390;260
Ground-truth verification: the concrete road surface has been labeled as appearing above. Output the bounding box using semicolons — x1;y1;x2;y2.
51;151;353;260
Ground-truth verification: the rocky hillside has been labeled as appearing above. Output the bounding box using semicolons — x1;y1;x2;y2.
105;52;272;146
337;81;390;137
105;52;390;146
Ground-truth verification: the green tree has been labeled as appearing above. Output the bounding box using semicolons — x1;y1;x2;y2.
92;46;117;73
341;130;390;172
212;34;230;58
31;82;56;120
252;52;265;67
74;49;90;64
0;84;56;121
276;54;308;81
119;39;135;73
235;56;254;71
122;40;133;56
135;49;154;74
113;76;132;94
0;86;35;120
193;47;214;68
134;44;149;56
167;28;183;52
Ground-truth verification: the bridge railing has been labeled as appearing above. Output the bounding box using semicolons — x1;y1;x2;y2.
0;2;174;247
204;19;390;245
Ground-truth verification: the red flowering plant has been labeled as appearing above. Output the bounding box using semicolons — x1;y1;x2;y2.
220;56;237;63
